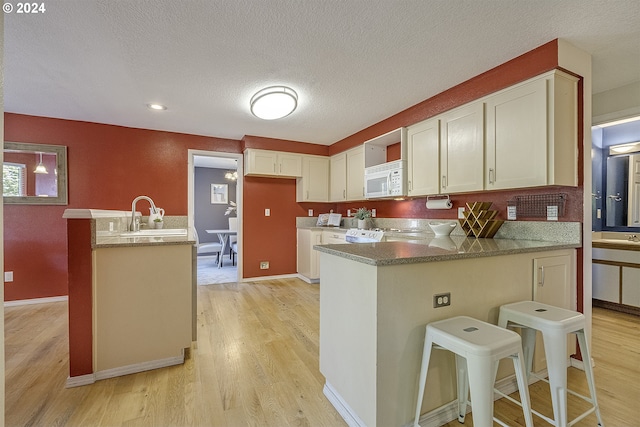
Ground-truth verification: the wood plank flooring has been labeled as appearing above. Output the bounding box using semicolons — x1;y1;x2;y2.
5;278;640;426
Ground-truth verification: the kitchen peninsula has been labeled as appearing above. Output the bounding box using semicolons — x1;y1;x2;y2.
64;209;195;387
314;225;580;427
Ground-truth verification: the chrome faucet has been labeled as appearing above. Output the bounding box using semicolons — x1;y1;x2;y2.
627;234;639;242
130;195;158;232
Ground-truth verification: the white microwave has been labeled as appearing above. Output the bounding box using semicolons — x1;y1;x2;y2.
364;160;406;199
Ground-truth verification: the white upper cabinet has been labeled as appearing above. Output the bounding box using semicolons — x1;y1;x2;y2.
329;152;347;201
485;70;578;190
297;155;329;202
407;117;440;196
244;149;302;177
330;145;365;202
439;102;485;193
346;145;365;200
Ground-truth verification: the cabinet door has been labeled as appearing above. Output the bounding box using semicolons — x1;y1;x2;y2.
592;263;620;303
407;118;440;196
245;149;277;175
533;254;573;373
621;266;640;307
346;146;365;200
297;156;329;202
440;102;484;193
533;254;571;307
330;153;347;202
278;153;302;177
485;78;547;189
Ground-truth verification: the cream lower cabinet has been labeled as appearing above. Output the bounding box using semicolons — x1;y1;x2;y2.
297;229;322;283
297;155;329;202
532;253;574;373
485;70;578;190
407;117;440;196
439;101;484;193
593;247;640;308
244;148;302;177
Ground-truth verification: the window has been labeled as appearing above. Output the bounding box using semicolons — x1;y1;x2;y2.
3;162;26;196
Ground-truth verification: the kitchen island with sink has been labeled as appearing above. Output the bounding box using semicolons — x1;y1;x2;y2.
64;209;195;387
314;229;580;427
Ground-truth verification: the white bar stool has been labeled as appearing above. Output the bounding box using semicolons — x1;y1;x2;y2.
498;301;604;427
413;316;534;427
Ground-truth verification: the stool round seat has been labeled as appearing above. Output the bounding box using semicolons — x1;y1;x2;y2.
498;301;604;427
413;316;534;427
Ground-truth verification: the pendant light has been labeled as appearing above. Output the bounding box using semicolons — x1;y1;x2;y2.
34;152;48;174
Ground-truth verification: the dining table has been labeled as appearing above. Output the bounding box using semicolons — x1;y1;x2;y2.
205;229;237;268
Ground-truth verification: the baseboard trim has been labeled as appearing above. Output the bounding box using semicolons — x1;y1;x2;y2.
297;274;320;284
4;295;68;307
65;373;96;388
242;273;300;282
323;382;367;427
94;355;185;381
325;372;547;427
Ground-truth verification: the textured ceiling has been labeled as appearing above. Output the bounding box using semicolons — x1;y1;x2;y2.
4;0;640;145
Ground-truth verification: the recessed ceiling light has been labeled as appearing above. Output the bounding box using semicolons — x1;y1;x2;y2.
147;103;167;111
250;86;298;120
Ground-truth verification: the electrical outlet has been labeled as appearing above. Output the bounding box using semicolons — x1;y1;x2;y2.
458;207;465;219
4;271;14;282
433;292;451;308
260;261;269;270
371;209;376;218
308;209;314;217
265;208;271;216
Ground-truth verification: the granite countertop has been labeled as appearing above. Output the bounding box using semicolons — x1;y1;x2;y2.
93;231;195;249
314;236;580;266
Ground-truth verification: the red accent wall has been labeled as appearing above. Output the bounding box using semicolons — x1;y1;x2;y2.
4;114;241;301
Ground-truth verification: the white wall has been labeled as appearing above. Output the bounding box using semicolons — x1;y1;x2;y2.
593;81;640;124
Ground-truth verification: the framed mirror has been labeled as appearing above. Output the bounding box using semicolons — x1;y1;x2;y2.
3;141;68;205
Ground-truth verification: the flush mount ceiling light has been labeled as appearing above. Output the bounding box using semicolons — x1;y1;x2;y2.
250;86;298;120
34;152;48;174
147;103;167;111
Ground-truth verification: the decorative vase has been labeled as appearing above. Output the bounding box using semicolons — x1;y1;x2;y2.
155;221;164;229
357;219;367;229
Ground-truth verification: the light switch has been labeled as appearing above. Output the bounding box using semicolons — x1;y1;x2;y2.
265;208;271;216
308;209;314;217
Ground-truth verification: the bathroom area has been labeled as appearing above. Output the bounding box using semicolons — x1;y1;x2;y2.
591;116;640;315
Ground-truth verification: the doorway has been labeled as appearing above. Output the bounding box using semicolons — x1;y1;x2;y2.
188;150;243;284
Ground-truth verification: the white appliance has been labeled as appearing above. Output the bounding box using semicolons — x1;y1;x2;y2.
344;228;385;243
364;159;406;199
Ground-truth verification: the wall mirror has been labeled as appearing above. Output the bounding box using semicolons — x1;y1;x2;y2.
3;141;68;205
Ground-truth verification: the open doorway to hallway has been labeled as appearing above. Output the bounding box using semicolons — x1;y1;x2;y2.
188;150;243;285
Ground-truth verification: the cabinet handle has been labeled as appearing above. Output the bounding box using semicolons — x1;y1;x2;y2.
441;175;447;189
280;164;282;173
408;180;412;191
343;189;346;198
273;163;276;173
539;266;545;286
489;168;495;184
306;190;309;199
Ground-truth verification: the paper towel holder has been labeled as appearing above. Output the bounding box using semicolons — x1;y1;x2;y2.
426;194;452;209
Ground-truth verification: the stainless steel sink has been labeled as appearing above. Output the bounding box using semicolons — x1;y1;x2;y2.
119;228;188;238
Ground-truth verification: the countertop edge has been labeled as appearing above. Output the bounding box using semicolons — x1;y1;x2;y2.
315;240;580;266
592;241;640;252
93;239;195;249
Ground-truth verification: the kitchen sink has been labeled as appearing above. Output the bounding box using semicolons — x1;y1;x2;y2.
119;228;188;238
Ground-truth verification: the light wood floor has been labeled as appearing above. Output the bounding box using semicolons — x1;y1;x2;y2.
5;278;639;426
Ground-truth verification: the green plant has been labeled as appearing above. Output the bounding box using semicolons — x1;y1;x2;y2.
153;217;163;222
354;208;372;220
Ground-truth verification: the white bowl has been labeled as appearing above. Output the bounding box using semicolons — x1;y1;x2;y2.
428;222;456;237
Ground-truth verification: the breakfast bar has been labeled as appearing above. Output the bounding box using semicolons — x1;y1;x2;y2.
315;234;580;427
